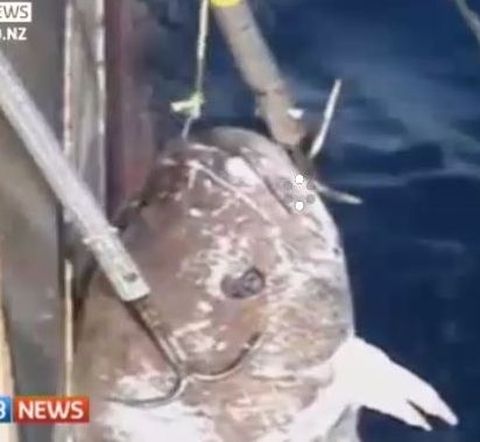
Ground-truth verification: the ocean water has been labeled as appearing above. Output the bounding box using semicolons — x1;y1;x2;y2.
267;1;480;441
145;0;480;440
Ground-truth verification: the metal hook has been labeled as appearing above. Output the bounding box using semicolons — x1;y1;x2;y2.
105;297;264;408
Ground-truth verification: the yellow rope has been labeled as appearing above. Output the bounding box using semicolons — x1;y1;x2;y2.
171;0;210;138
210;0;240;7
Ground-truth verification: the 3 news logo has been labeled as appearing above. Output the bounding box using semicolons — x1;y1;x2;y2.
0;2;31;42
0;396;89;424
0;2;32;23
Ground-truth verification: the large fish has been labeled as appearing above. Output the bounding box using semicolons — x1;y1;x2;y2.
70;127;457;442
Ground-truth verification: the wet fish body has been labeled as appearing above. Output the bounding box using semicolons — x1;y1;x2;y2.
70;128;456;442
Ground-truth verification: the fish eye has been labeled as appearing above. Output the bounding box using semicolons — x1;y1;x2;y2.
221;266;266;299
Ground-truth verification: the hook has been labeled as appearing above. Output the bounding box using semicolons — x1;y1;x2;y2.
105;297;264;408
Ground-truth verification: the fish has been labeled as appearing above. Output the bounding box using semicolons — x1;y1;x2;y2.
69;127;457;442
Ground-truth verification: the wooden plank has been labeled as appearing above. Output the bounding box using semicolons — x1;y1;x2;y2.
211;0;306;148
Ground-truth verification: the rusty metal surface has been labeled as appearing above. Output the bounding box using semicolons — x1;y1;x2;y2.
105;0;162;215
0;1;64;441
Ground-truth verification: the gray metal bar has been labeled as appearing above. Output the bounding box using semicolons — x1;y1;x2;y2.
0;47;150;303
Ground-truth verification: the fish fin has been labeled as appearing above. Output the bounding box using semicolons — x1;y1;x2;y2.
331;336;458;429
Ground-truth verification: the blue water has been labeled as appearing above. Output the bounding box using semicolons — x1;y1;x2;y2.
266;1;480;441
146;0;480;439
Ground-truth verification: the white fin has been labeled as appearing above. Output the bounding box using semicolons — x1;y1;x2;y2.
331;336;458;430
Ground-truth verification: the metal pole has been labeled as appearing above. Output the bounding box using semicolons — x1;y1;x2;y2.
0;48;151;303
94;0;107;207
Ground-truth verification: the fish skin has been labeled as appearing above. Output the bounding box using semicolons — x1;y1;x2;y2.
69;128;456;442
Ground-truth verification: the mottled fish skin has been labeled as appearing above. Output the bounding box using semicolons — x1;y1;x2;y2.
68;128;458;442
70;127;357;442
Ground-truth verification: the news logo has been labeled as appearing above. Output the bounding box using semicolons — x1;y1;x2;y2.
0;2;31;23
0;396;89;424
0;396;12;423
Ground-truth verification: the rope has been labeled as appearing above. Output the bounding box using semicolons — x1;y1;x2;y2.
171;0;210;138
